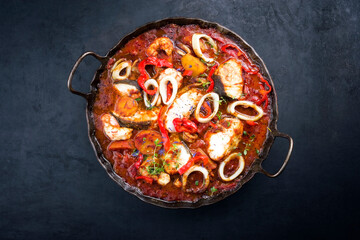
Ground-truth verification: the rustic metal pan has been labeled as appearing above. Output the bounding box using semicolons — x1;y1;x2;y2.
67;17;293;208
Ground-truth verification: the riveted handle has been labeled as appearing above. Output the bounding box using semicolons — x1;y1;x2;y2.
259;131;293;178
67;52;106;99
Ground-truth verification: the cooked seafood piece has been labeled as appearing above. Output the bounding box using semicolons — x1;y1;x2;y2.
143;79;160;108
192;33;218;63
111;58;132;81
146;37;173;57
163;141;192;175
204;118;243;161
157;172;171;186
218;152;245;182
227;100;264;121
157;68;183;88
101;113;133;141
113;80;141;99
213;59;244;99
164;88;203;132
182;165;210;193
159;75;178;105
112;108;160;129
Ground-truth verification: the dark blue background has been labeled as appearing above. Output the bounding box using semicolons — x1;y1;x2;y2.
1;0;359;239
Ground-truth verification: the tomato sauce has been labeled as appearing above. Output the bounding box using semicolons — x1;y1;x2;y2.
92;24;272;202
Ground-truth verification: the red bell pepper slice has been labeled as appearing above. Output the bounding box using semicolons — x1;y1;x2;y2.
209;121;217;129
246;120;258;126
158;106;171;151
166;83;172;101
137;57;173;95
206;63;218;93
135;176;153;184
255;72;272;109
178;155;209;175
182;69;193;77
134;153;143;169
173;118;198;134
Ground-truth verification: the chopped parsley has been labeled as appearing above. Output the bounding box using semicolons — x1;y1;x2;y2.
243;149;248;156
227;121;230;127
210;187;218;193
195;180;199;186
135;97;142;102
199;73;208;77
237;152;242;156
217;111;222;120
205;41;214;48
202;81;210;88
219;97;227;105
256;149;260;155
243;131;247;135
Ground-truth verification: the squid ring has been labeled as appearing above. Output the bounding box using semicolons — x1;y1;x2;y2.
182;165;210;193
227;100;264;121
159;76;178;105
192;33;218;63
111;58;132;81
143;79;160;108
218;153;245;182
194;92;219;123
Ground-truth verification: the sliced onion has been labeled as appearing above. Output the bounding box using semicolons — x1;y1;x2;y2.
159;76;178;105
194;92;219;123
227;100;264;121
218;153;245;182
143;79;159;108
182;165;210;193
111;59;132;81
192;33;218;63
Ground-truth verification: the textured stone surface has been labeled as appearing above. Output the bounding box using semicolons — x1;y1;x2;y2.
0;0;359;239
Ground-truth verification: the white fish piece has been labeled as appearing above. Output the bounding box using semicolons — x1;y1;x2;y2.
112;108;159;129
101;113;133;140
113;82;141;98
214;59;243;99
204;118;243;161
163;141;192;175
164;88;203;132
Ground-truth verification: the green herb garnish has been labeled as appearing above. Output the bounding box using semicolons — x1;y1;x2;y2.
256;149;260;155
243;131;247;135
135;97;142;102
210;187;218;193
146;161;165;176
195;181;199;186
217;111;222;120
154;138;161;147
243;149;248;156
219;97;227;105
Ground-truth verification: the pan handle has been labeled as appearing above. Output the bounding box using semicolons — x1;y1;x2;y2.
259;131;293;178
67;51;107;99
